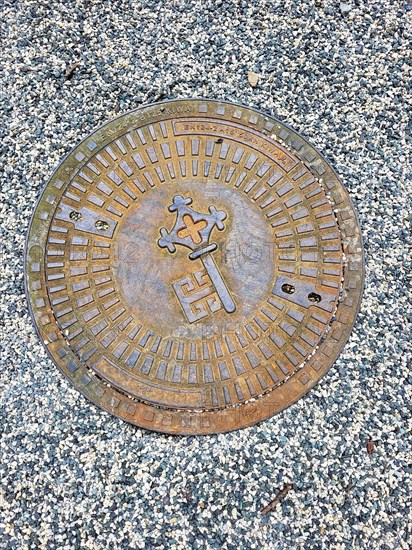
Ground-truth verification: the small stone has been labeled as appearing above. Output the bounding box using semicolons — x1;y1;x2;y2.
339;3;352;14
366;437;377;455
247;70;260;88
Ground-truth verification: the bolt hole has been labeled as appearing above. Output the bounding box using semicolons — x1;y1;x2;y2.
69;211;82;221
282;283;295;294
308;292;322;303
95;220;109;231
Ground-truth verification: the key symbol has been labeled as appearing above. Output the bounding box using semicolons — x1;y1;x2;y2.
157;195;236;314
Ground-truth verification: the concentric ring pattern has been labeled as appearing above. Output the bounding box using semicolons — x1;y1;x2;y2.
25;100;364;434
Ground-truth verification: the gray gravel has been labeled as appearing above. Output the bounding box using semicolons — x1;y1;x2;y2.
1;0;411;548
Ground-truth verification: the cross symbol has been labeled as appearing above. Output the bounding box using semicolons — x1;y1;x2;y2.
177;214;207;244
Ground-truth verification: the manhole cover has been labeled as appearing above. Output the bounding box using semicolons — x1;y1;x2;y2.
25;99;364;434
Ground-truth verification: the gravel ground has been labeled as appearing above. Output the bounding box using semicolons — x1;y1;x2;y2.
1;0;411;548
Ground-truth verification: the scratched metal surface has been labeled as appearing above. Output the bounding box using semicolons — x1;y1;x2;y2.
25;99;364;434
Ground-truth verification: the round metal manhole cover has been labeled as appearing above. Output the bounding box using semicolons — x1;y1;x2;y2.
25;99;364;434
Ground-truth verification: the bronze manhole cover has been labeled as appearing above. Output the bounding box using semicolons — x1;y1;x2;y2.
25;99;364;434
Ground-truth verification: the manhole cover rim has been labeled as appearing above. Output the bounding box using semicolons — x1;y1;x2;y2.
25;98;364;435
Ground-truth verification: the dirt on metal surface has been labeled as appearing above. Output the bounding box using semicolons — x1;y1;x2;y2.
25;99;364;434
